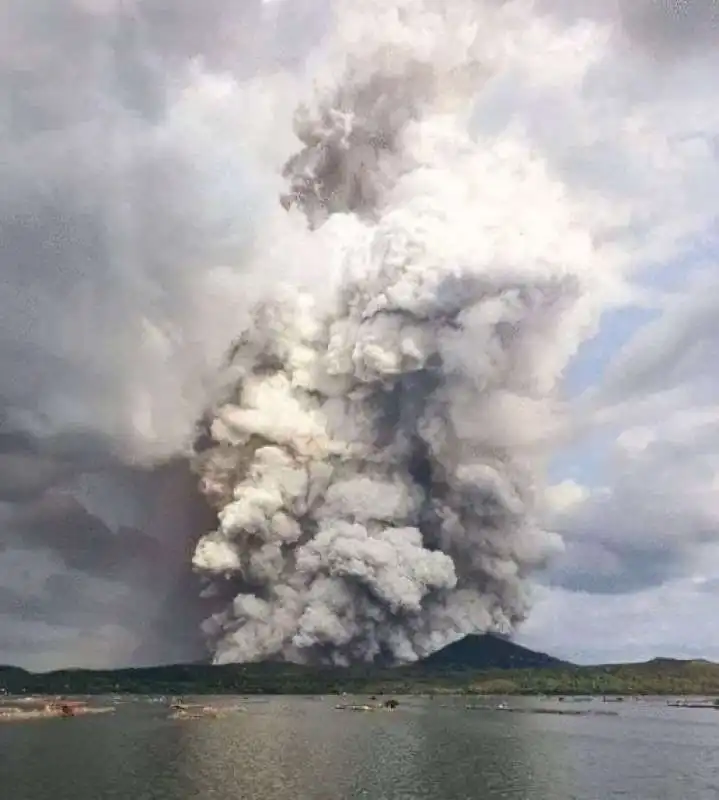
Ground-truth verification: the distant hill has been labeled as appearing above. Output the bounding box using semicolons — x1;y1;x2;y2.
2;636;719;696
419;634;569;671
644;657;713;667
0;666;28;678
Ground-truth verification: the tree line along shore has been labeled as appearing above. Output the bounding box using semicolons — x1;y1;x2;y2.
2;658;719;698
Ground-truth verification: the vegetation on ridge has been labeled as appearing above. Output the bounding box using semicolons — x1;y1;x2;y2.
1;636;717;697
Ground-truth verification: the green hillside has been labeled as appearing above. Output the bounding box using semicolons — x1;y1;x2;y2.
2;637;717;697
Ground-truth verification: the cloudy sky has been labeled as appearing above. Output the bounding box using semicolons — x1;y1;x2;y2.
2;0;719;670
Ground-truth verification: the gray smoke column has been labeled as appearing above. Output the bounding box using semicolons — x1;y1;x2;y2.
192;0;593;665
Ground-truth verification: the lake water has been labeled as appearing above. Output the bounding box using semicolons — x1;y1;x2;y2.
1;695;717;799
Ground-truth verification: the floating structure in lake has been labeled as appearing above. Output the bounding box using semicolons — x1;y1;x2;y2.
335;699;400;712
666;699;719;709
465;704;619;717
0;698;114;723
167;700;245;720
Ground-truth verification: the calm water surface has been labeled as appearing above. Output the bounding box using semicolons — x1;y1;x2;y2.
1;695;717;799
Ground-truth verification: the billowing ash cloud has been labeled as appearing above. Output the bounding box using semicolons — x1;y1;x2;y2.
4;0;716;670
189;0;606;666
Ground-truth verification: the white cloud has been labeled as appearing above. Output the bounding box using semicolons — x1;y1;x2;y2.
527;271;719;659
545;401;719;592
519;573;719;664
543;480;591;516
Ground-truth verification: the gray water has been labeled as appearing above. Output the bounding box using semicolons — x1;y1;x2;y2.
1;696;717;800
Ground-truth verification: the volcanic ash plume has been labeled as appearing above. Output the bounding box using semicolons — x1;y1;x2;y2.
192;0;595;665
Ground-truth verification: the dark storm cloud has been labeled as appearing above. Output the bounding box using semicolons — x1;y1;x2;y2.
618;0;719;58
0;429;116;502
545;438;719;595
547;540;689;595
0;574;134;628
0;0;333;668
0;452;69;504
133;0;327;72
538;0;719;60
4;493;161;580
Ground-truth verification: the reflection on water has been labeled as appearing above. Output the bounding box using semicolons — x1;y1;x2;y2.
1;696;718;800
412;699;574;799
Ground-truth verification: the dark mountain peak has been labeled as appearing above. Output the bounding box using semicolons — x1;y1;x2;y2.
419;634;570;671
